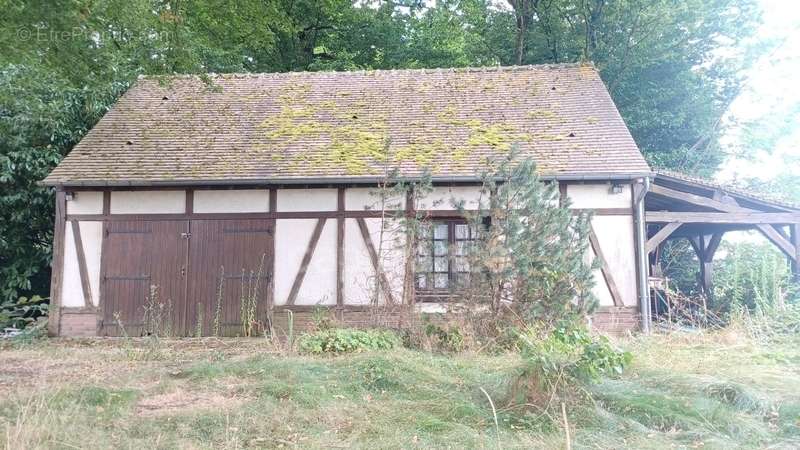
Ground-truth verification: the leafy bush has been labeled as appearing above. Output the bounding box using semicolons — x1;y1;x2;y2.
0;295;48;332
508;324;631;416
298;328;401;355
423;323;465;353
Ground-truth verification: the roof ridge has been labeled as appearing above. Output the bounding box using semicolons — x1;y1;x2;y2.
136;62;595;80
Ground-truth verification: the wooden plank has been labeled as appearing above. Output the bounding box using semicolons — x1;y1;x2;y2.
646;211;800;224
588;224;624;307
646;222;682;253
355;217;396;305
558;182;568;207
70;221;94;309
286;218;327;305
650;184;751;213
48;190;67;336
336;188;345;306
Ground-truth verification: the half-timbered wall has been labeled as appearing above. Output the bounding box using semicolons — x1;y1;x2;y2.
564;183;637;308
55;183;639;335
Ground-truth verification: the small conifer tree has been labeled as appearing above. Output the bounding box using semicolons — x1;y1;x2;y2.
460;151;597;330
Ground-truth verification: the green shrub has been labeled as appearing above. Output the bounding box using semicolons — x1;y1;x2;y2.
519;324;632;382
0;295;48;331
508;323;632;416
298;328;401;354
424;323;465;353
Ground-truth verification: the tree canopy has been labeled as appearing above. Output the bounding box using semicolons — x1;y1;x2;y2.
0;0;764;302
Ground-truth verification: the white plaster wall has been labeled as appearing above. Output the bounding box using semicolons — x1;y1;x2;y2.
60;221;103;308
345;187;405;211
417;186;486;210
589;216;638;307
276;188;337;212
110;191;185;214
344;218;406;305
566;184;632;209
274;219;337;305
66;191;103;215
193;189;269;213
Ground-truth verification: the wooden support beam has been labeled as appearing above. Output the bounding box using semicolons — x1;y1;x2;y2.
757;224;797;259
336;188;345;306
791;225;800;282
646;211;800;224
267;189;277;311
286;218;326;305
48;190;67;336
70;221;94;309
588;225;624;307
646;222;682;253
355;217;396;305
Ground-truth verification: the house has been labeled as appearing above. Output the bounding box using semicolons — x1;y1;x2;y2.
42;64;657;337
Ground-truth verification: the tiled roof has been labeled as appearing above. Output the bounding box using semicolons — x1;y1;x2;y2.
656;169;800;211
43;64;651;186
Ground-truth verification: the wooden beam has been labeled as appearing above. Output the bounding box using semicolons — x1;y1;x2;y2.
70;221;94;309
48;190;67;336
267;189;277;312
355;217;396;305
646;211;800;224
653;186;796;261
791;225;799;281
336;188;345;306
646;222;682;253
286;218;326;305
756;224;796;259
558;182;568;207
588;225;624;307
704;232;723;261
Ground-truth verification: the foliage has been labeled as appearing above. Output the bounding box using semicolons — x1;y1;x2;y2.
508;323;631;426
461;152;596;330
0;295;48;331
713;240;798;314
297;328;401;354
423;322;465;353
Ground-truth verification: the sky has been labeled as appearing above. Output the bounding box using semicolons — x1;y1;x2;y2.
720;0;800;182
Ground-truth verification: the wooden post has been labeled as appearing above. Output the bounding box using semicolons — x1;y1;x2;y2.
48;189;67;336
336;188;345;306
792;224;799;281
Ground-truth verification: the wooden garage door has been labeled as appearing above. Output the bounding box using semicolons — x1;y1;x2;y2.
100;220;188;336
186;219;273;336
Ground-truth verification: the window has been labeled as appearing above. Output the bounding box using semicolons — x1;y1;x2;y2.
415;219;477;300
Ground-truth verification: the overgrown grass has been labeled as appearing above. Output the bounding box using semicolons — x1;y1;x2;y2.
1;331;799;449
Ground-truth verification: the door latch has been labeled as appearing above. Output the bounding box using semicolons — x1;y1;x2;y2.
180;266;186;276
181;232;192;239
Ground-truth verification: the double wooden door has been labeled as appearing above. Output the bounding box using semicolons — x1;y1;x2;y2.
100;219;272;336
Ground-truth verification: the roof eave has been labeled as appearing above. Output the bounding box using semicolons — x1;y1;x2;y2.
40;171;655;188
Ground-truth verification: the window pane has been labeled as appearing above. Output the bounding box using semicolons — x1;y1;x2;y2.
433;223;448;239
455;224;469;239
416;274;427;289
454;273;470;288
434;273;449;289
417;239;431;256
454;241;472;256
434;240;448;256
416;255;432;271
434;257;448;272
454;256;469;272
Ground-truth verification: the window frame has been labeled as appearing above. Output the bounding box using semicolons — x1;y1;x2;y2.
414;218;476;302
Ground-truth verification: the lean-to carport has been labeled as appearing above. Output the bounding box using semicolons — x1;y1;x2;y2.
641;170;800;328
